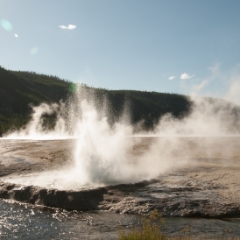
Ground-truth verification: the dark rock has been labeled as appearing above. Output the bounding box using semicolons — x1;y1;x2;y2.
0;182;107;211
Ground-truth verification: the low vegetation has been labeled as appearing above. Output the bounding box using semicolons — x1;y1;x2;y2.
118;209;239;240
119;209;168;240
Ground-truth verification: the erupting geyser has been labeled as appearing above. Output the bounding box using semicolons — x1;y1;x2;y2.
2;85;142;189
2;84;240;191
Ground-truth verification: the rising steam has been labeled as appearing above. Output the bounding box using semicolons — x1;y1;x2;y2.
3;84;240;189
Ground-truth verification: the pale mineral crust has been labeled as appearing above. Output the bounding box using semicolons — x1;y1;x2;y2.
1;137;240;218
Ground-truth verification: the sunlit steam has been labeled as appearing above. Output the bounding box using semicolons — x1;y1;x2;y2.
3;83;240;189
6;103;68;140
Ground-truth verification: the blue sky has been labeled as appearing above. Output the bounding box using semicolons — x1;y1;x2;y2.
1;0;240;99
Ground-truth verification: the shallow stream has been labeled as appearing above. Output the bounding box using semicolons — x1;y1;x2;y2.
1;199;240;239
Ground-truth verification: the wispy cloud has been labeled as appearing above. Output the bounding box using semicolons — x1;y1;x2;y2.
224;64;240;104
14;33;18;38
191;79;209;95
168;76;175;80
180;73;195;80
59;24;76;30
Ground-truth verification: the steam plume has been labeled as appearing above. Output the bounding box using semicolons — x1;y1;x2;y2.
3;84;240;188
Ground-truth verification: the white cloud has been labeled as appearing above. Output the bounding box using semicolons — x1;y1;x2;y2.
180;73;195;80
168;76;175;80
14;33;18;38
59;24;76;30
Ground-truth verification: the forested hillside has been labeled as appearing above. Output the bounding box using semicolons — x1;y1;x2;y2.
0;66;192;135
92;88;191;129
0;67;70;134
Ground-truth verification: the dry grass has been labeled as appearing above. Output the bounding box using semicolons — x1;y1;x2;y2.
118;209;240;240
119;210;167;240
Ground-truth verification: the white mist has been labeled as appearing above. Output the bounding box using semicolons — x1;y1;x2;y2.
3;84;240;189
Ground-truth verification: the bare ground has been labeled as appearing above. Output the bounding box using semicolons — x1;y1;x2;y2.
1;137;240;218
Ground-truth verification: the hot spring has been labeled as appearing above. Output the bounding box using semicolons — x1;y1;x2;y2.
1;84;240;225
2;84;240;190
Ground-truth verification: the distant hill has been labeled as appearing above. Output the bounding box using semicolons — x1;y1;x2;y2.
92;88;191;129
0;66;192;135
0;67;70;134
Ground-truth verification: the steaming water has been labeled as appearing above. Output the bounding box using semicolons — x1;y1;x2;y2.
2;85;240;237
4;85;240;187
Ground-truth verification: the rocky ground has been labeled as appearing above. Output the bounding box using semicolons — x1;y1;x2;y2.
0;139;74;177
1;137;240;218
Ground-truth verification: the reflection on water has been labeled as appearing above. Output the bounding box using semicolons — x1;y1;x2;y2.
1;199;240;239
0;199;139;239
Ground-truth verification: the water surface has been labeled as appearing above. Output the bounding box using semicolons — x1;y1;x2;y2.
1;199;240;239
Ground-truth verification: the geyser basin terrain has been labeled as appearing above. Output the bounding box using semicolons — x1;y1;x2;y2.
1;137;240;218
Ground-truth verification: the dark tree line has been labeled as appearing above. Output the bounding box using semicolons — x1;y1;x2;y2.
0;66;195;134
